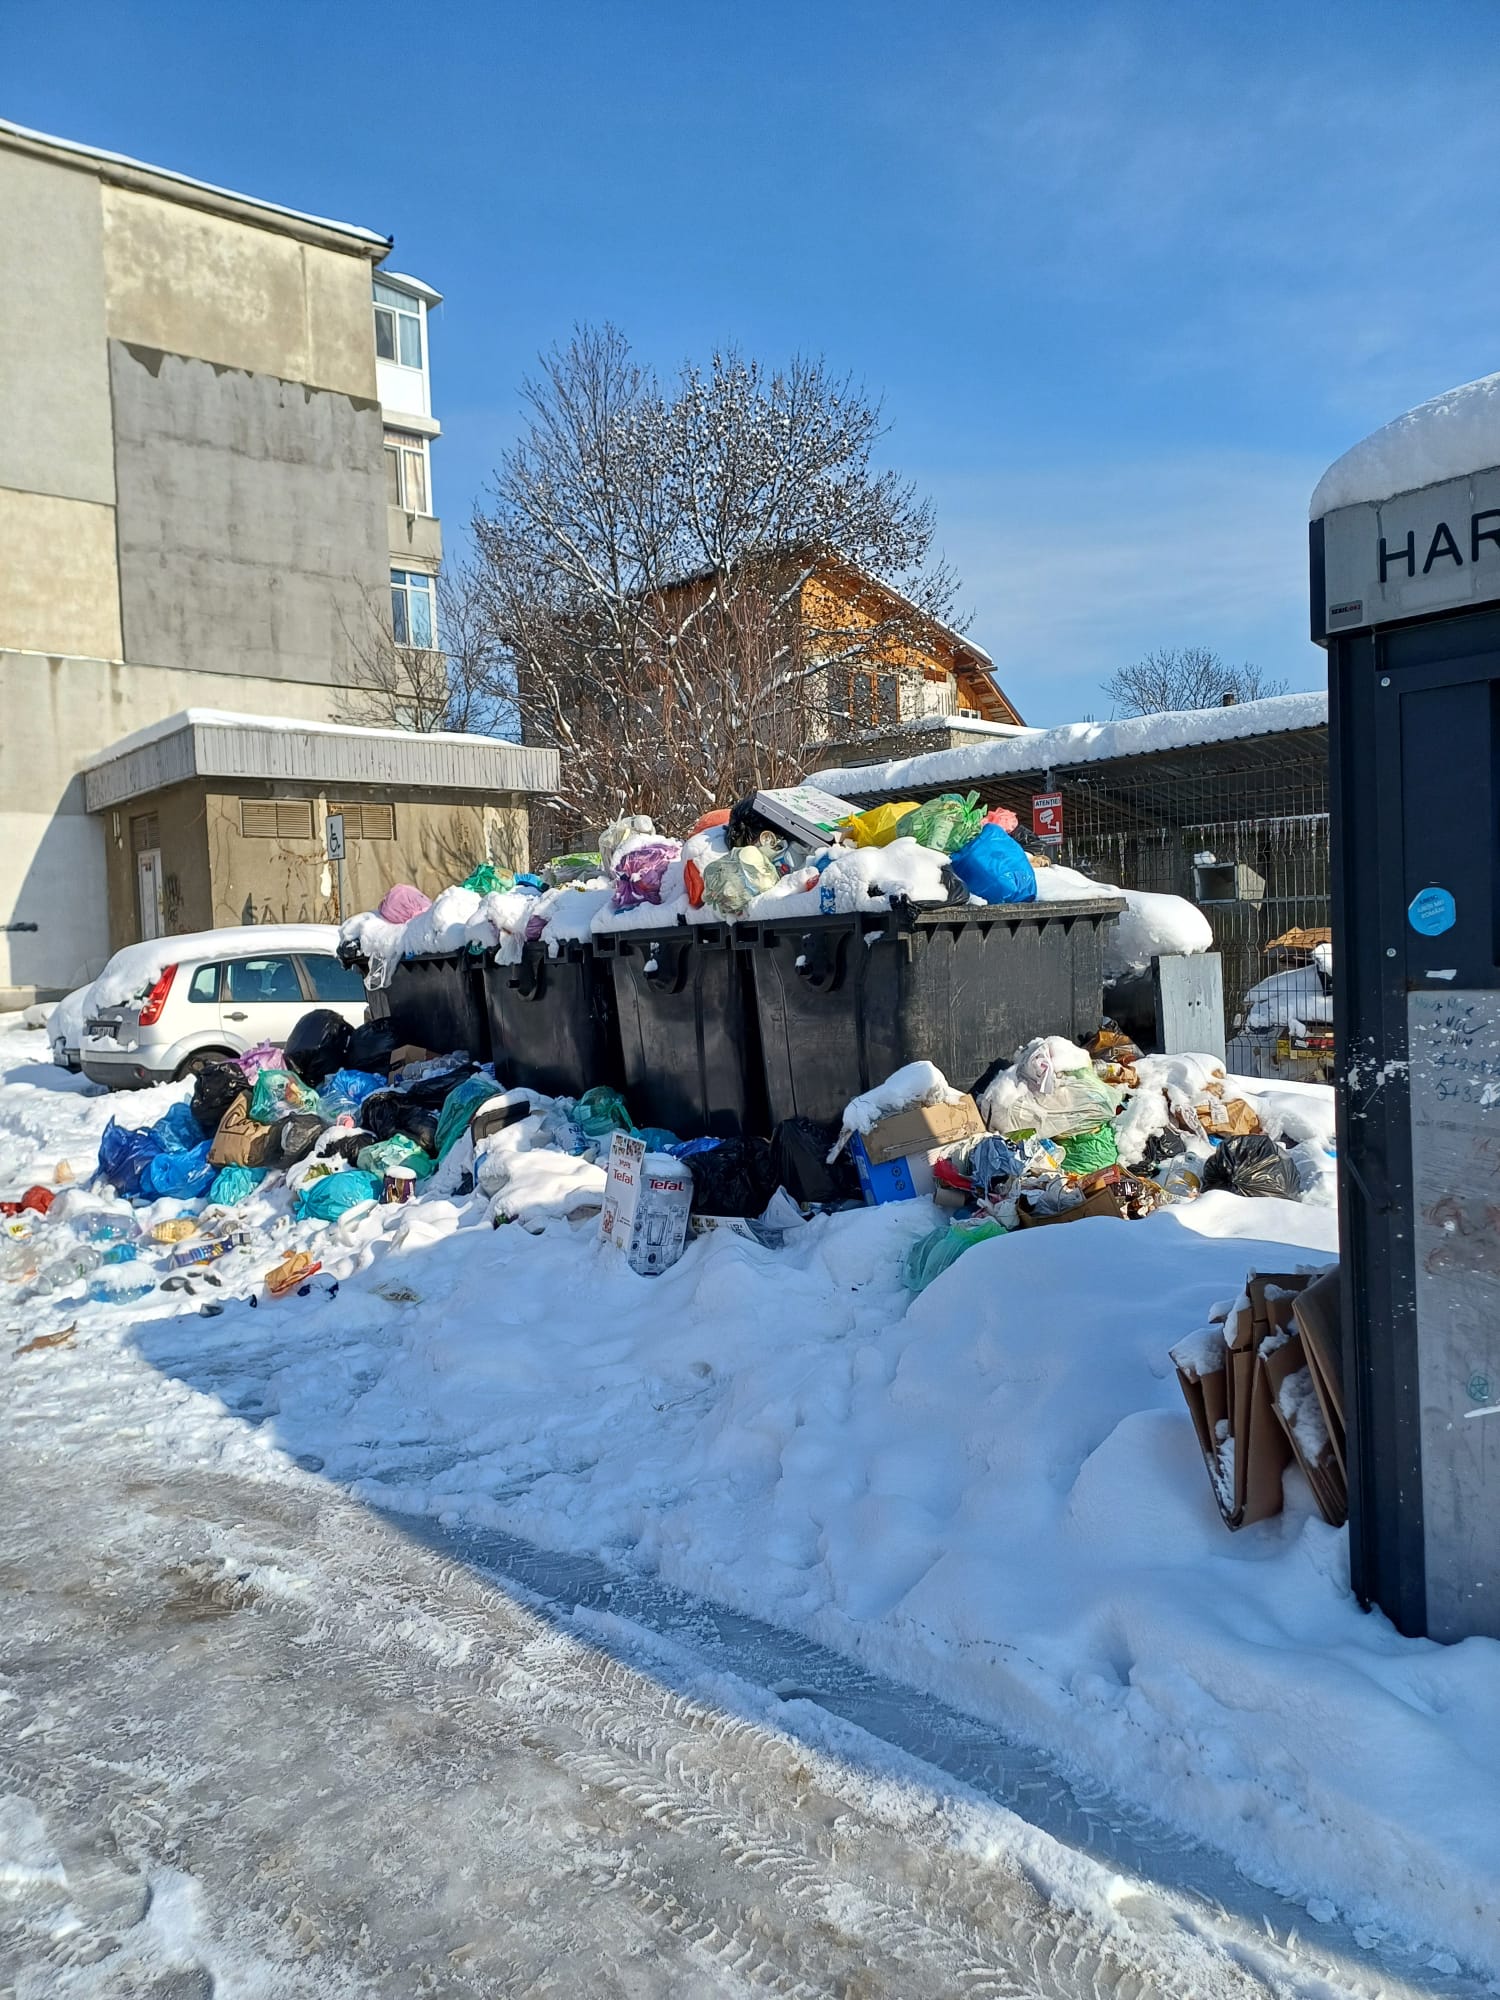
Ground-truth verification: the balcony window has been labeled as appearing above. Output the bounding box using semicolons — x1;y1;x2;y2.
373;280;423;369
384;429;430;514
391;568;435;649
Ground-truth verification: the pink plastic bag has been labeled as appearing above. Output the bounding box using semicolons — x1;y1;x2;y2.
611;839;681;911
377;883;432;924
235;1041;285;1081
984;806;1019;834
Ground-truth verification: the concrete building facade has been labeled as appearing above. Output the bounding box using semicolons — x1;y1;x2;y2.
0;120;503;1006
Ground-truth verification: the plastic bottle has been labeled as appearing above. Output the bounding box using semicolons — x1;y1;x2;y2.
86;1261;157;1305
80;1213;134;1246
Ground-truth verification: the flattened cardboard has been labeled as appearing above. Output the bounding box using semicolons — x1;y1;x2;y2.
1014;1187;1125;1229
1291;1267;1346;1478
860;1095;985;1165
1260;1329;1348;1528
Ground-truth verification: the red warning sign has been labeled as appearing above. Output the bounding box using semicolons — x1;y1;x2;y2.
1032;792;1063;843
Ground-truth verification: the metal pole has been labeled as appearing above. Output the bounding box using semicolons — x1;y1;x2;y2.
336;855;345;927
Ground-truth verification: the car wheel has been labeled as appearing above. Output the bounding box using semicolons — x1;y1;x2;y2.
174;1049;236;1081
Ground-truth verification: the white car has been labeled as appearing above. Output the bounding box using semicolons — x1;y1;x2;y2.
48;984;94;1072
80;924;369;1089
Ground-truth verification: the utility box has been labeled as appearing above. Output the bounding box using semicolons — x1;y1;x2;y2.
1311;378;1500;1642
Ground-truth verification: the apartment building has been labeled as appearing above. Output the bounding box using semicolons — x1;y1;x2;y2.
0;119;554;1005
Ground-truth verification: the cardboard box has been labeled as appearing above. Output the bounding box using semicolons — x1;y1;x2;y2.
1291;1266;1345;1478
751;784;858;847
1260;1328;1347;1527
859;1095;986;1165
1195;1095;1262;1138
599;1133;648;1250
850;1139;927;1205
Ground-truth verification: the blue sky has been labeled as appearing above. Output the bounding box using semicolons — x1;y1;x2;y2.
10;1;1500;723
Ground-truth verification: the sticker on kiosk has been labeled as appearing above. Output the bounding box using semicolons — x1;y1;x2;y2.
1032;792;1063;844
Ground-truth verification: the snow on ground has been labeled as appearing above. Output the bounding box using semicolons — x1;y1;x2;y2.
1;1016;1498;1981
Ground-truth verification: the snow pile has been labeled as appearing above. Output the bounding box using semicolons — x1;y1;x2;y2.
1311;369;1500;516
838;1061;963;1139
86;924;343;1012
744;838;949;920
400;885;489;957
1244;964;1333;1034
45;983;93;1055
3;1022;1499;1976
1035;863;1211;979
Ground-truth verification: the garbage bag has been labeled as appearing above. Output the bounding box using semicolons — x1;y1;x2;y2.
377;883;432;924
904;1218;1005;1295
295;1169;380;1222
154;1100;209;1152
235;1041;285;1081
345;1019;399;1073
1058;1124;1119;1173
357;1133;436;1180
96;1118;166;1198
949;824;1037;905
611;838;680;910
320;1068;386;1117
897;792;985;855
323;1127;377;1168
574;1085;634;1140
599;815;655;872
1202;1133;1300;1200
726;798;787;853
248;1067;321;1123
363;1091;441;1153
687;1137;777;1218
190;1061;248;1137
769;1118;862;1207
283;1008;354;1086
544;851;604;886
140;1139;217;1201
636;1126;680;1151
841;801;922;848
209;1095;280;1169
207;1164;267;1206
701;847;778;916
433;1073;503;1160
269;1112;327;1167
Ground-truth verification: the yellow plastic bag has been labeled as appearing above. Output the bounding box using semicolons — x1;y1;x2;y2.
840;801;922;848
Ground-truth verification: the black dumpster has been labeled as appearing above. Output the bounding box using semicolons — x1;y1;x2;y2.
339;946;492;1065
594;922;766;1139
741;897;1124;1129
482;940;623;1098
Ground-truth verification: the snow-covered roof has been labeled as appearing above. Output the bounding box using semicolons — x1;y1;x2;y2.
0;117;390;255
82;709;559;812
1311;370;1500;518
808;690;1328;797
376;269;443;306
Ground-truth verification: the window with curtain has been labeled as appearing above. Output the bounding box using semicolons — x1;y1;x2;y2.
390;569;436;648
373;281;423;369
383;430;430;513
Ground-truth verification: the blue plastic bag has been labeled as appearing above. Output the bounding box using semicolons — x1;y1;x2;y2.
208;1164;267;1206
154;1100;208;1152
321;1068;386;1116
295;1169;379;1222
96;1118;166;1197
949;824;1037;906
140;1139;217;1200
433;1074;503;1160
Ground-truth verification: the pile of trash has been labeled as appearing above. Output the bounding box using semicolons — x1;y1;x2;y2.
338;783;1188;982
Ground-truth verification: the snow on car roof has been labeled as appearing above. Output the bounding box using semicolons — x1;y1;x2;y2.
89;925;342;1010
1311;369;1500;518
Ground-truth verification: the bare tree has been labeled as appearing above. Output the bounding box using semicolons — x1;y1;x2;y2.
1102;646;1288;717
337;556;516;736
470;325;963;831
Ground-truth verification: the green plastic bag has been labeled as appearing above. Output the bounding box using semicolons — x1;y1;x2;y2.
461;863;515;895
247;1067;320;1123
356;1133;436;1180
295;1168;379;1222
903;1218;1005;1296
897;792;985;856
207;1164;267;1205
1059;1123;1120;1173
434;1073;504;1160
574;1085;634;1141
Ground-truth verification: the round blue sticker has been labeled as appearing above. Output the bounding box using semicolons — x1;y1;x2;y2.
1408;886;1457;936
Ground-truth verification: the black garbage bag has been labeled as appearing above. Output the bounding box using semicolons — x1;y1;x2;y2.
322;1126;376;1168
269;1112;327;1167
1138;1125;1188;1178
190;1060;248;1137
362;1091;442;1153
1203;1133;1300;1200
726;797;786;852
937;862;972;908
283;1008;354;1086
345;1016;399;1073
770;1118;862;1208
686;1137;778;1217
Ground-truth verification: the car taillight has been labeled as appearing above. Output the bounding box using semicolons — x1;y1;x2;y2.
137;964;177;1027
